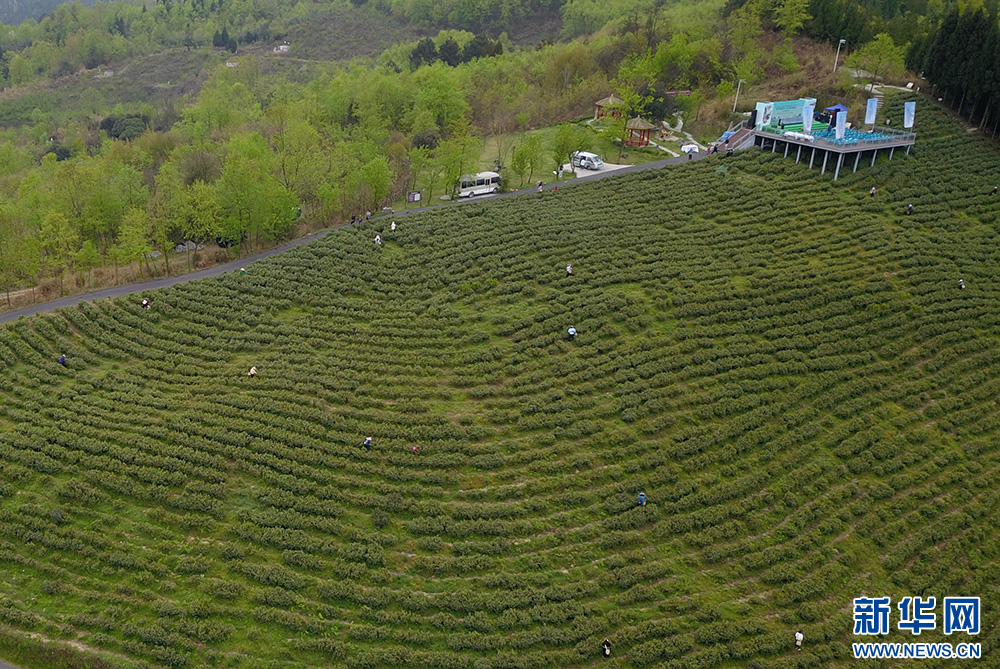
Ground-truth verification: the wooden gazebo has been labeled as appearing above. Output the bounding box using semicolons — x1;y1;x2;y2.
594;95;624;120
625;117;656;147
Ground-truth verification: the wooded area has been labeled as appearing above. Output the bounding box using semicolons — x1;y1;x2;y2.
0;0;996;307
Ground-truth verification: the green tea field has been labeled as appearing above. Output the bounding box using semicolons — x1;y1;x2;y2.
2;95;1000;668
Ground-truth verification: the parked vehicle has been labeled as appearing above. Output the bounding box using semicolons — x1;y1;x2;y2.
458;171;501;197
571;151;604;170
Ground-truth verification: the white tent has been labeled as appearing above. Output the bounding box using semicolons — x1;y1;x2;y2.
681;144;700;154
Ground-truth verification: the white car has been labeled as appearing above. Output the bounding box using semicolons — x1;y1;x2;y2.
571;151;604;170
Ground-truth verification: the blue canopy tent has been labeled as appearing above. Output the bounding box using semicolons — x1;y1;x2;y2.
824;103;849;113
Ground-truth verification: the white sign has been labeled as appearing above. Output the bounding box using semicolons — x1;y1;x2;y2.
865;98;878;125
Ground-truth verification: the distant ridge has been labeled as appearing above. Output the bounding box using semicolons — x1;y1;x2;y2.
0;0;99;26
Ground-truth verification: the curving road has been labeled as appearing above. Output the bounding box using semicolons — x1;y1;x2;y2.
0;151;709;325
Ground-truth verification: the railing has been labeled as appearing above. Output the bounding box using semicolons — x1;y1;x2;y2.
757;125;915;147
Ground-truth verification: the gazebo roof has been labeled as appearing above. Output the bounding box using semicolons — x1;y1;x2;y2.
626;117;656;130
595;95;624;107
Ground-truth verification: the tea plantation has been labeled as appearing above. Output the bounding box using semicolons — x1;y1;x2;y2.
2;95;1000;668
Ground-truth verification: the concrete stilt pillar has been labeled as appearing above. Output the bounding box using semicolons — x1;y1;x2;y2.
889;147;894;160
796;146;802;164
784;142;790;158
853;152;860;173
809;147;816;169
871;149;878;167
821;150;829;175
834;153;844;181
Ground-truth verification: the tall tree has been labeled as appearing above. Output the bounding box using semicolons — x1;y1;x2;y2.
39;211;78;297
73;241;103;288
846;33;905;93
0;212;40;308
185;181;221;268
118;208;153;279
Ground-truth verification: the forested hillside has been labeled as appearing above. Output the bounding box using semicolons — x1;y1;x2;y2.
2;0;1000;314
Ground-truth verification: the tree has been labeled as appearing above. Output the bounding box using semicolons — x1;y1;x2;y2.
510;142;530;186
0;212;40;307
39;211;78;297
216;133;297;255
439;38;461;67
408;146;430;192
846;33;905;93
73;240;103;287
266;104;326;204
775;0;810;36
410;38;439;69
185;180;221;268
360;156;393;210
435;117;481;197
727;0;764;57
552;126;574;174
212;29;223;47
522;134;542;183
149;162;190;273
118;207;152;279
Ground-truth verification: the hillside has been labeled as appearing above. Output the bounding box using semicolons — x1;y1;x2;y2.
0;0;97;25
1;94;1000;668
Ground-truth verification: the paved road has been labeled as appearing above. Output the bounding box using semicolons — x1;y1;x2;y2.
0;151;709;325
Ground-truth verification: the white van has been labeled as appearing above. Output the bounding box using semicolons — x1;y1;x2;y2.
571;151;604;170
458;171;501;197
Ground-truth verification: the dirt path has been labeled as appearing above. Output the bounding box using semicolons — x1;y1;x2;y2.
1;150;709;325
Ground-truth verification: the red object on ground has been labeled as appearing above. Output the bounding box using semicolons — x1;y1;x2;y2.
413;446;418;451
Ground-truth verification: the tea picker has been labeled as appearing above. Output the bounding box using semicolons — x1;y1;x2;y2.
141;299;150;309
638;492;646;507
907;203;913;215
870;186;876;197
240;267;246;276
567;327;577;340
248;366;257;378
959;278;965;290
602;639;612;657
58;354;66;366
795;630;804;651
374;234;382;246
566;264;573;276
390;221;396;232
364;436;373;449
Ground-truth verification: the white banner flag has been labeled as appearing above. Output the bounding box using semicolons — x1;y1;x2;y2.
904;101;915;128
802;104;814;132
836;111;847;139
865;98;878;125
